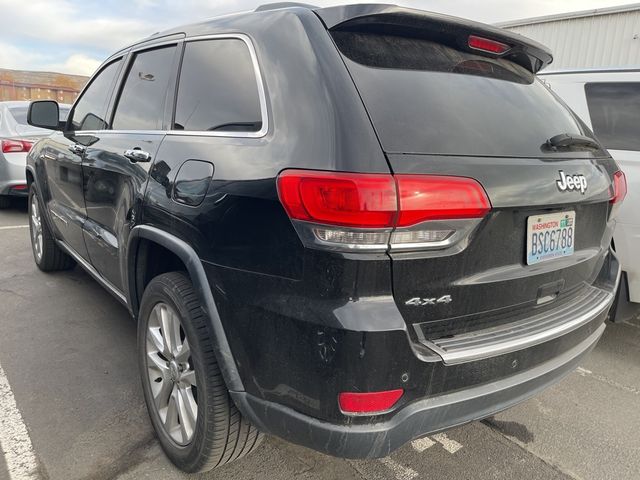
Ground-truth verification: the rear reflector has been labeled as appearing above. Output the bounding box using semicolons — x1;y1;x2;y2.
338;389;404;415
611;171;627;204
1;139;33;153
468;35;510;54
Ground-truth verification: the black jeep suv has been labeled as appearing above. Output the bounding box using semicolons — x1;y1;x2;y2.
26;3;625;473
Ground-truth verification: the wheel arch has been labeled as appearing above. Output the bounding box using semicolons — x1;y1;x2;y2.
26;165;58;245
26;166;35;185
127;225;244;392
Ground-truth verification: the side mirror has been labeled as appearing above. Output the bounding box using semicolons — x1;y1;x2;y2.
27;100;61;131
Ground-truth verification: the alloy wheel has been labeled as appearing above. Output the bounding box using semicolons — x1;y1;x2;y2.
146;302;198;445
30;193;43;262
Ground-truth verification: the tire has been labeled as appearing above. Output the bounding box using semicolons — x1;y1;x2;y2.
138;272;263;473
28;186;75;272
0;195;10;209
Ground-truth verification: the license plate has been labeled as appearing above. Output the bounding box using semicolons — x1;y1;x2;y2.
526;211;576;265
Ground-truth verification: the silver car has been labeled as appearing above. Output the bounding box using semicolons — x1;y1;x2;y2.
0;101;70;208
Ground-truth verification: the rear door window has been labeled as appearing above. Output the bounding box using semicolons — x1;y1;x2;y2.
69;59;122;131
585;82;640;151
173;39;262;132
332;32;595;157
112;45;178;130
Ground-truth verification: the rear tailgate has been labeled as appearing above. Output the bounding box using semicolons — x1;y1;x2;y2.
318;5;620;337
387;154;615;336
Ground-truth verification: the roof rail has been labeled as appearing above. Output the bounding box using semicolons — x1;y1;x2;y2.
255;2;318;12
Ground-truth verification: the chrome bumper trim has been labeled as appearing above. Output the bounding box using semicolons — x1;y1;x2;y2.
419;277;618;365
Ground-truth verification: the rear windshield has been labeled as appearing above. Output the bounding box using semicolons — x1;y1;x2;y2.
332;32;598;157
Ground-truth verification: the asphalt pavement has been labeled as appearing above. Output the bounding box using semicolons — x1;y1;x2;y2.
0;198;639;480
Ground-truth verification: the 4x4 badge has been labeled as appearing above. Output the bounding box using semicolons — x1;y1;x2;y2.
405;295;452;306
556;170;587;194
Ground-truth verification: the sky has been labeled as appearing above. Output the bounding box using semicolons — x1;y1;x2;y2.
0;0;637;76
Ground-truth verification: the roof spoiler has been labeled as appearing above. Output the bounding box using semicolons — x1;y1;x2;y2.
313;4;553;73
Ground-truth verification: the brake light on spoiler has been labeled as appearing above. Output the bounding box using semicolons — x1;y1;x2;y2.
277;170;491;252
468;35;510;55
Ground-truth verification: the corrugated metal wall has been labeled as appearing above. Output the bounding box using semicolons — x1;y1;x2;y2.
503;10;640;70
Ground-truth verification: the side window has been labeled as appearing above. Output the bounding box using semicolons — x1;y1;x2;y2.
112;45;178;130
70;59;122;131
585;82;640;151
174;39;262;132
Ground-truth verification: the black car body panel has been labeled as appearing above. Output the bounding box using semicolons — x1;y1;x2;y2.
26;3;623;459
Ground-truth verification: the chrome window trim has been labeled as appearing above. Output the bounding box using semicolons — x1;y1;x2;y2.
67;56;127;132
171;33;269;138
70;34;269;139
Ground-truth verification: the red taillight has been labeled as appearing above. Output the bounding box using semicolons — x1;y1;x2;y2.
277;170;491;251
277;170;397;228
11;185;28;191
1;140;33;153
395;175;491;226
611;170;627;204
277;170;491;228
338;389;404;415
468;35;510;54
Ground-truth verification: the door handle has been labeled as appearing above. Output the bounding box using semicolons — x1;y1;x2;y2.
68;144;86;155
124;148;152;163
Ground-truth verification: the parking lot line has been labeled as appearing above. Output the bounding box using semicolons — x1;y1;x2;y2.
411;436;436;452
0;225;29;231
575;365;640;395
432;433;463;454
0;364;39;480
378;457;419;480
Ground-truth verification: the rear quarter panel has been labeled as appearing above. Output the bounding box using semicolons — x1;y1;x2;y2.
609;149;640;301
140;8;394;416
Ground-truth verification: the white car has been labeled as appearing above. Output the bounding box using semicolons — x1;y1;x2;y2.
0;101;70;208
540;69;639;318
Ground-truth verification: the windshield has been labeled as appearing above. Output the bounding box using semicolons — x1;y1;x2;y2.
332;32;602;157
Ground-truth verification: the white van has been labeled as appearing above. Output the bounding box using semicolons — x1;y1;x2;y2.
540;69;639;319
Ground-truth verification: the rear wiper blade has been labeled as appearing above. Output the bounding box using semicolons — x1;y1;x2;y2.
545;133;601;150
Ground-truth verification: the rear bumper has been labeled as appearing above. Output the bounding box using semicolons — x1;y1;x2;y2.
231;252;619;458
0;152;28;196
0;183;29;197
232;322;605;458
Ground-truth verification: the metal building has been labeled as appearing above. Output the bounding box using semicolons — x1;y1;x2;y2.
498;3;640;70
